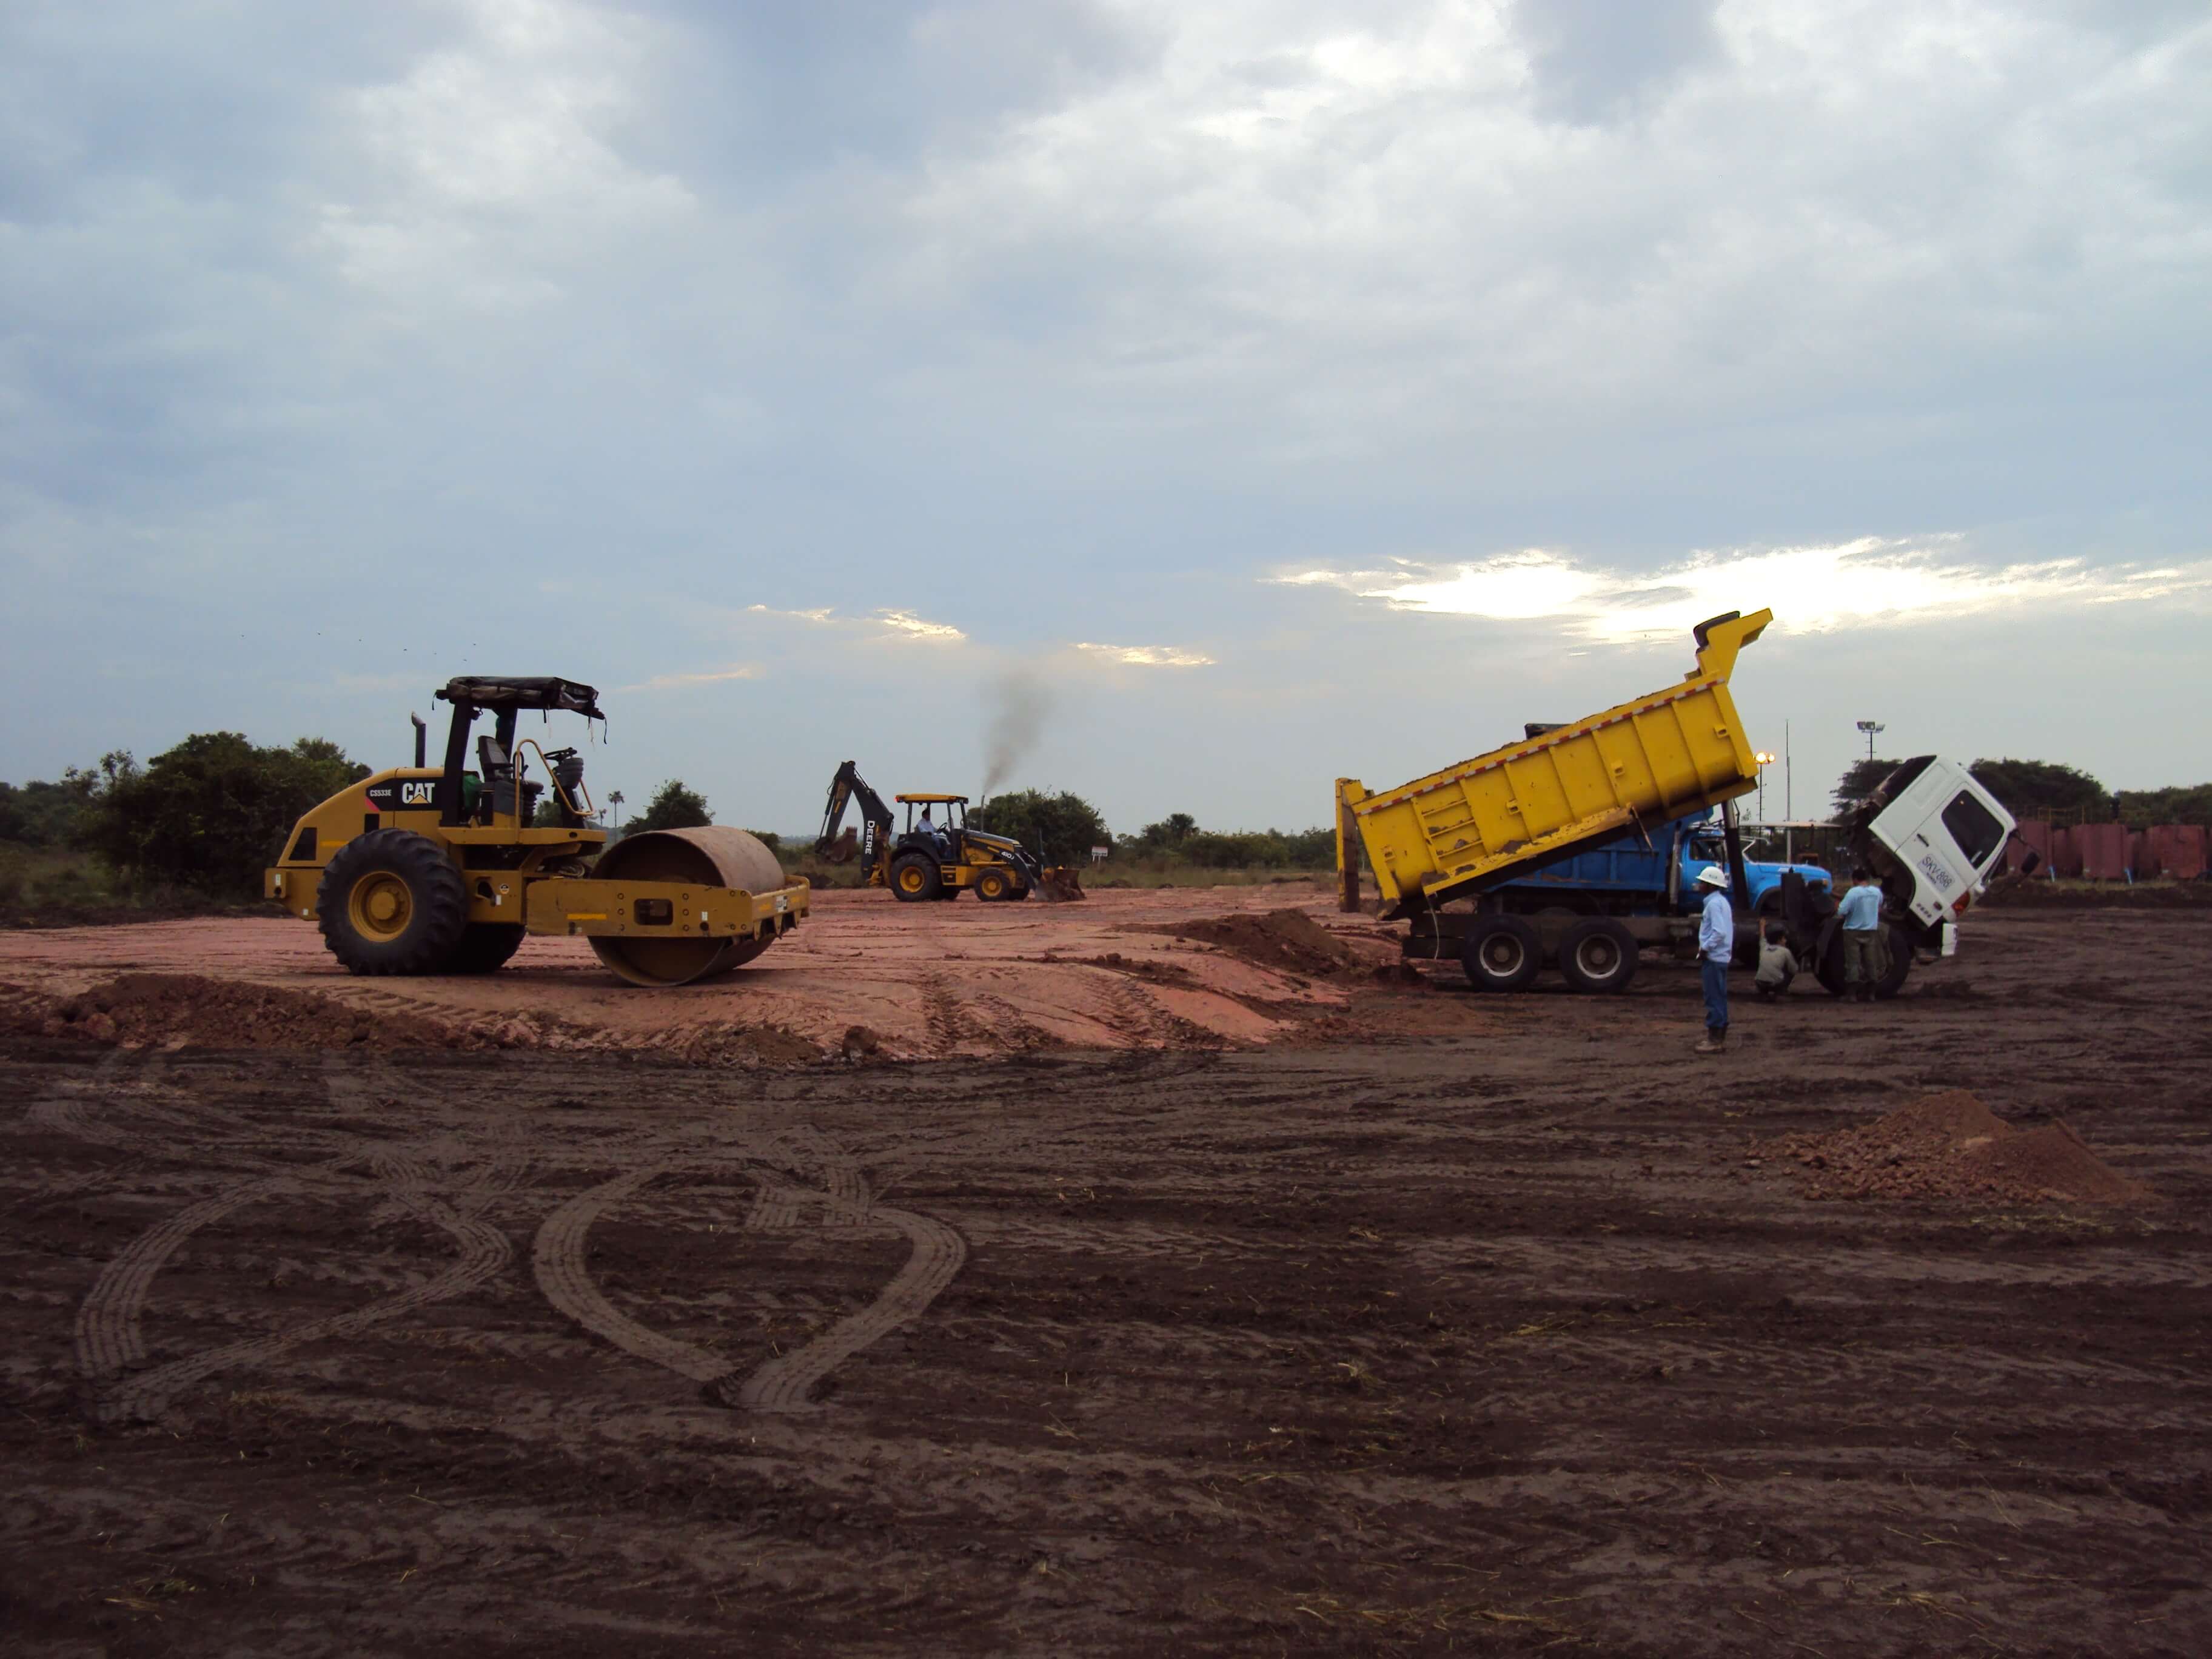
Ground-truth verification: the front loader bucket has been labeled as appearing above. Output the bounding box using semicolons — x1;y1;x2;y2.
1036;866;1086;902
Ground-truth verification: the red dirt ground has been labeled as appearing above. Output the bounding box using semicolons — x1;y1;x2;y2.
3;905;2210;1655
0;884;1405;1061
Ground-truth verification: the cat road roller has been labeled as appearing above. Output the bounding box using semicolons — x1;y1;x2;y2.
263;676;806;986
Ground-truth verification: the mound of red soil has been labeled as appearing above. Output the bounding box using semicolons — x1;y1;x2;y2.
2;973;473;1050
0;973;823;1064
1126;908;1360;978
1771;1090;2152;1205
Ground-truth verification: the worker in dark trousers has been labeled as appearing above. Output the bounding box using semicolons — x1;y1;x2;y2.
1693;864;1734;1054
1838;866;1885;1001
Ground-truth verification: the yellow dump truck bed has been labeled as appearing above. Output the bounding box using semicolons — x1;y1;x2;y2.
1336;609;1772;917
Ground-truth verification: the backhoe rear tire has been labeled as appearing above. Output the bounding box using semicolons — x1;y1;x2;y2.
890;854;942;903
1558;918;1638;993
1461;916;1543;992
447;923;527;975
317;830;468;976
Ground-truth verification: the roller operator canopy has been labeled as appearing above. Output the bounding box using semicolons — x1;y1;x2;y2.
434;677;605;719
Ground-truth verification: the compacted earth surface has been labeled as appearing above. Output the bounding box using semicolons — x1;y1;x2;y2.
2;904;2209;1655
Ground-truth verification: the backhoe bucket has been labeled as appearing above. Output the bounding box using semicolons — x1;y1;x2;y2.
1035;866;1086;902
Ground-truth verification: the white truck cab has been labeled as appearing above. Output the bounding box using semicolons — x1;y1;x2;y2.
1851;756;2017;933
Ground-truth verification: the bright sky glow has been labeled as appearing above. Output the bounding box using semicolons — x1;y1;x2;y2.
1283;540;2212;643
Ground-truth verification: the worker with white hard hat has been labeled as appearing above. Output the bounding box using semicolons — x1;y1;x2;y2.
1693;863;1734;1054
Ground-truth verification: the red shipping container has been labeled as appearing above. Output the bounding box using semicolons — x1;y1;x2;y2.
2073;822;2130;880
2010;819;2053;874
2128;830;2146;878
2146;823;2208;879
2048;824;2084;878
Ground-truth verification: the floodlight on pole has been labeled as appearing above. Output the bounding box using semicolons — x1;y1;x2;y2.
1754;751;1776;819
1855;719;1885;762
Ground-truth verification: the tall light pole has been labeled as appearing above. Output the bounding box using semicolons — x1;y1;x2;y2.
1855;719;1885;762
1754;752;1776;820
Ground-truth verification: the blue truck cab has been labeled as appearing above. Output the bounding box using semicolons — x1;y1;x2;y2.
1494;811;1831;919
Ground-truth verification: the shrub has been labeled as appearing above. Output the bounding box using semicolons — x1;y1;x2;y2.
970;789;1111;865
76;735;369;899
625;780;712;835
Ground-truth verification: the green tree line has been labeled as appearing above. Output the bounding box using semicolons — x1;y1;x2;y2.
2;734;370;907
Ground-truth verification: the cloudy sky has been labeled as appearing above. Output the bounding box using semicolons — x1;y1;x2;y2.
4;0;2207;836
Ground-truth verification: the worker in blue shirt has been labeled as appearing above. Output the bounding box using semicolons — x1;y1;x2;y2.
1837;866;1886;1001
1693;864;1734;1054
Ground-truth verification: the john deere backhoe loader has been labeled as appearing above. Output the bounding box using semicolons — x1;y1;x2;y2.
264;676;806;985
814;760;1084;902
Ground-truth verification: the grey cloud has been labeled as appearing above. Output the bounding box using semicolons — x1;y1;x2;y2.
1515;0;1721;124
2;1;2208;834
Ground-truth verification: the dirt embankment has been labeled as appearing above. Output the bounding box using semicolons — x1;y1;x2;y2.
1122;907;1364;978
1766;1090;2154;1205
0;890;1426;1062
0;974;820;1064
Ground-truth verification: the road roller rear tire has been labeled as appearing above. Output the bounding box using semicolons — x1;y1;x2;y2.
317;830;468;976
890;854;942;902
447;923;526;975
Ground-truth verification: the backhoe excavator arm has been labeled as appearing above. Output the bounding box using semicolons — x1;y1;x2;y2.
816;761;896;865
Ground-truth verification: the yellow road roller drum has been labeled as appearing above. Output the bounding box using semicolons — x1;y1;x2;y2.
263;675;806;987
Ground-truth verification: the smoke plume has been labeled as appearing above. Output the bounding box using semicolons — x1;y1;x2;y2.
982;666;1056;798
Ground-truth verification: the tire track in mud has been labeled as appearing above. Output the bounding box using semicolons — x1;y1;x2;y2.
730;1188;968;1413
533;1151;967;1413
76;1055;529;1420
24;1050;139;1147
919;974;967;1057
101;1150;517;1423
532;1164;730;1386
75;1167;317;1395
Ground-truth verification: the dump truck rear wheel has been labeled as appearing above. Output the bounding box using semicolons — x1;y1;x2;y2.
890;854;942;902
317;830;468;976
1558;919;1638;993
447;923;526;974
976;869;1012;902
1461;916;1542;992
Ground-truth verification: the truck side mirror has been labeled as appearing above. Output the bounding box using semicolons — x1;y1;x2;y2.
2019;850;2042;876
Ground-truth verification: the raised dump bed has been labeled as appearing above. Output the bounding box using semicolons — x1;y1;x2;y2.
1336;609;1772;920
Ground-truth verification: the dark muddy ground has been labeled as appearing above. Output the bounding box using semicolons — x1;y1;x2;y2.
3;911;2210;1656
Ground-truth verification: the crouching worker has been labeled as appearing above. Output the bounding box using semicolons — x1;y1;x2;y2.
1694;865;1733;1054
1755;923;1797;1001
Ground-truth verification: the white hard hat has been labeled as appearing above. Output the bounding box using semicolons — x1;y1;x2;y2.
1695;865;1731;889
